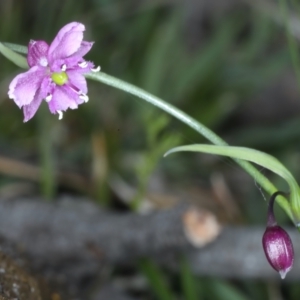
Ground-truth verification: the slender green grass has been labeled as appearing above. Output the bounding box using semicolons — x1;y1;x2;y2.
180;257;199;300
278;0;300;90
86;71;292;218
139;259;175;300
37;107;56;199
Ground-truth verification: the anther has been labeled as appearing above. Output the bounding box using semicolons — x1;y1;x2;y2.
57;110;63;120
91;66;101;72
45;94;52;102
79;93;89;103
61;64;67;71
78;61;88;68
39;57;48;67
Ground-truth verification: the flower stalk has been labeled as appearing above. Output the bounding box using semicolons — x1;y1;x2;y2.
1;25;300;222
86;71;293;220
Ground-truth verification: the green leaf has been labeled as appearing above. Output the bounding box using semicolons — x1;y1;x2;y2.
139;258;175;300
172;16;238;100
165;144;299;223
278;0;300;92
2;42;28;54
141;9;182;95
180;258;199;300
208;279;250;300
86;71;290;220
0;42;28;68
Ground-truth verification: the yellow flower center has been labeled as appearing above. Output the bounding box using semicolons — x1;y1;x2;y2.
51;72;68;86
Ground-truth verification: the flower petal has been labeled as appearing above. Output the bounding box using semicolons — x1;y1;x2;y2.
50;56;94;74
50;56;81;72
27;40;49;67
48;86;79;114
75;61;95;74
49;22;85;61
23;76;52;122
8;66;47;108
67;70;87;94
50;22;84;50
71;41;94;58
23;95;43;122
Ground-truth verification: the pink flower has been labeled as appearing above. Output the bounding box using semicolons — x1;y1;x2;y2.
8;22;100;122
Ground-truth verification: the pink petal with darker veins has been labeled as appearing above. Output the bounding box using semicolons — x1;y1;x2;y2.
67;70;88;94
51;56;94;73
23;76;52;122
27;40;49;67
72;41;94;58
49;22;84;52
48;22;85;61
50;56;81;72
75;61;95;74
8;66;47;108
48;87;78;114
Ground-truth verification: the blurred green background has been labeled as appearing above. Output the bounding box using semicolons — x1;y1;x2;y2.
1;0;300;299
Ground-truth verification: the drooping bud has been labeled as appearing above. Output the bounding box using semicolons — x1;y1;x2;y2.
262;225;294;279
262;191;294;279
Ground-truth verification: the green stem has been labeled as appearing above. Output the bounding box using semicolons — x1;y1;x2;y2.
37;106;56;199
0;41;293;218
86;72;292;219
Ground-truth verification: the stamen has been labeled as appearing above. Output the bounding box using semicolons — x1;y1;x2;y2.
67;83;82;95
78;61;88;68
8;93;15;100
79;93;89;103
61;64;67;71
39;57;48;67
45;94;52;102
91;66;101;72
57;110;63;120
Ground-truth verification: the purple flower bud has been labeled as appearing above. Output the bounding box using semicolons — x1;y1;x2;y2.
262;225;294;279
262;191;294;279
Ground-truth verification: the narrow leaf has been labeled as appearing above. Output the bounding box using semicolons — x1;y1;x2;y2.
139;259;174;300
2;42;28;54
180;257;199;300
0;42;28;69
165;144;299;223
208;279;250;300
86;71;291;218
